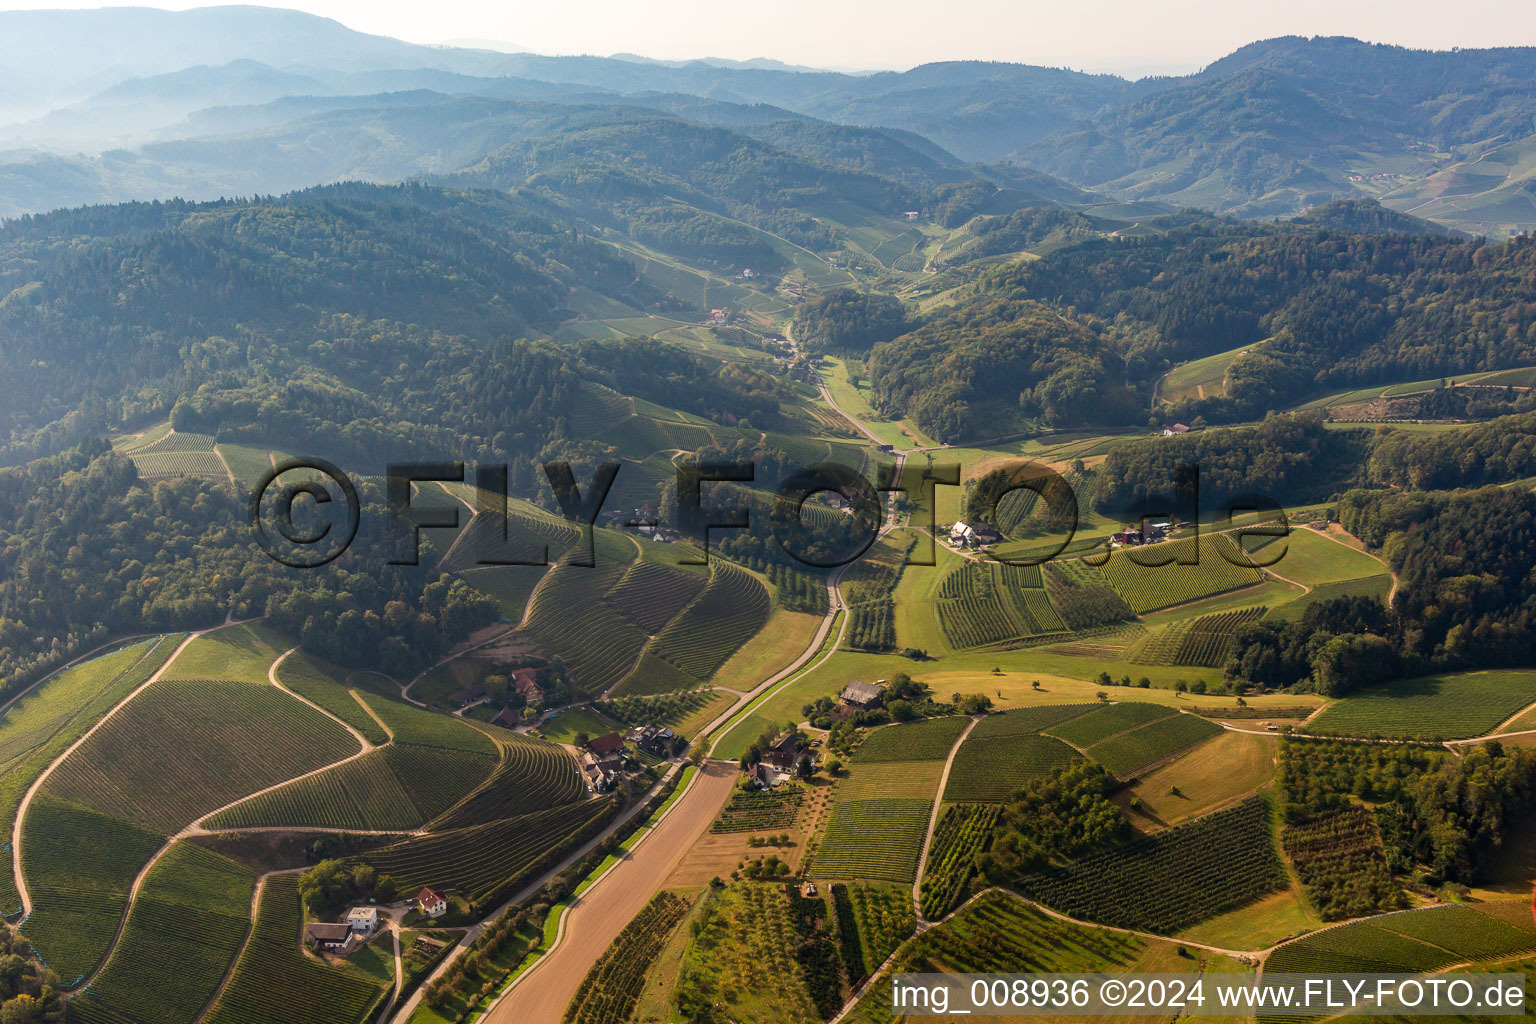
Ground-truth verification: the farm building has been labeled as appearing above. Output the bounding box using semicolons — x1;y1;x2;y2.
588;732;625;755
304;922;355;953
416;887;448;919
509;666;542;703
347;907;378;934
625;725;677;754
746;762;788;789
1163;422;1191;436
840;680;884;709
581;751;626;792
948;520;1004;548
490;706;523;729
762;732;805;771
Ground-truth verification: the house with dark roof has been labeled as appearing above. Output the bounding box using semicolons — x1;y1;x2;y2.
304;922;355;953
840;680;884;709
1163;422;1191;436
588;732;624;755
491;706;522;730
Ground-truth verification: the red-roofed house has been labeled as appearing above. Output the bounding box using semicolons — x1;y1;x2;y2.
417;888;448;919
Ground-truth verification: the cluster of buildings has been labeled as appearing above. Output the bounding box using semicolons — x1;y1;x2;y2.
625;724;678;755
580;731;630;792
600;504;681;543
745;731;814;789
947;520;1005;550
303;888;453;957
1110;521;1173;547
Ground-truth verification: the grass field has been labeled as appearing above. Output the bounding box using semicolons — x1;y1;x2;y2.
1264;527;1388;587
203;874;386;1024
1117;730;1279;829
1174;888;1319;950
709;608;824;694
1305;669;1536;740
70;842;256;1024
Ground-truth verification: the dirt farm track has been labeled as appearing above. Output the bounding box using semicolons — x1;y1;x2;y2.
484;761;738;1024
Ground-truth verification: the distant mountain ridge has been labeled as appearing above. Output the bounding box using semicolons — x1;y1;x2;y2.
1;10;1535;232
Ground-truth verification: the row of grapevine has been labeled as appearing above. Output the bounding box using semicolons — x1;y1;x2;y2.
919;804;1000;918
1099;535;1262;613
562;891;692;1024
43;676;355;833
854;717;970;763
644;561;770;683
202;874;384;1024
812;798;932;883
936;561;1069;650
943;733;1080;801
1083;712;1223;779
1014;796;1286;933
71;843;255;1024
1133;606;1267;667
603;560;707;635
711;788;803;833
360;797;617;905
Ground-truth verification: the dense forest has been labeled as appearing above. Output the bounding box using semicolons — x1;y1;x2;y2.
790;288;909;354
0;440;496;701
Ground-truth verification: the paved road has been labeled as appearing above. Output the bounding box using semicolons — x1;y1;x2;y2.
482;762;738;1024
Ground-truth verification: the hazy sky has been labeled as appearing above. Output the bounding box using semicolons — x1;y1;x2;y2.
9;0;1536;75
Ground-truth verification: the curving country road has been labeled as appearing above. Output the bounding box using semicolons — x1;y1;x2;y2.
481;762;738;1024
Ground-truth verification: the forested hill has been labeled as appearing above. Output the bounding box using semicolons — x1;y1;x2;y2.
859;215;1536;442
0;182;781;466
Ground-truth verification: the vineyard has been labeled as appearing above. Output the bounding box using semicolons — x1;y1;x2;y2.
1044;701;1175;748
358;796;617;904
426;733;587;829
943;733;1080;802
639;561;771;687
812;797;932;883
357;692;498;755
935;561;1068;650
1042;562;1137;630
1013;795;1286;933
19;793;167;983
43;676;357;833
203;744;498;831
274;653;388;744
1132;606;1268;667
1281;805;1400;920
841;533;910;653
519;536;649;697
603;561;708;634
597;688;734;738
1265;902;1536;981
970;704;1096;738
70;843;256;1024
202;874;385;1024
712;787;803;833
123;430;226;479
0;634;182;917
563;891;692;1024
1304;669;1536;740
853;717;969;762
843;892;1153;1024
1098;535;1262;614
1083;712;1222;779
919;803;1000;918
